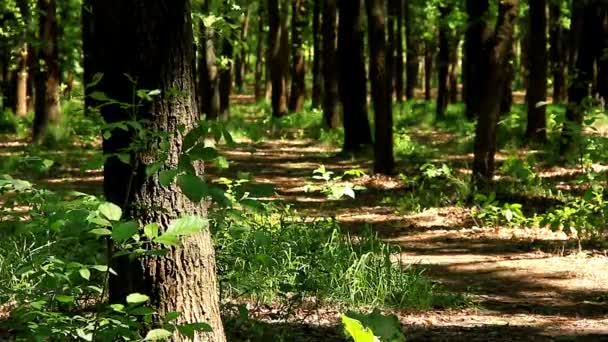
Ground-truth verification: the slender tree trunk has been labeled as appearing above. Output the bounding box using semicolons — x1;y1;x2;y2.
311;0;323;109
268;0;288;117
33;0;61;144
404;0;419;100
549;2;567;103
322;0;340;128
288;0;306;112
219;38;233;120
339;0;372;151
424;40;434;101
395;0;404;103
596;5;608;102
199;3;220;120
367;0;394;174
254;6;265;102
88;0;226;340
472;0;518;186
561;1;598;152
234;6;250;93
15;0;31;117
448;36;459;103
436;5;450;119
387;0;397;97
464;0;489;119
525;0;548;143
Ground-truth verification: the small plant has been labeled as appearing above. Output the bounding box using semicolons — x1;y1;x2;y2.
305;165;366;200
341;310;406;342
471;193;527;228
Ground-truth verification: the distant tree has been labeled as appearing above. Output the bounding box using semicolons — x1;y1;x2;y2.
233;5;250;93
463;0;489;119
436;4;451;119
339;0;372;151
311;0;323;109
219;37;233;120
549;1;567;103
472;0;518;186
254;3;265;101
322;0;340;128
394;0;405;103
367;0;394;174
33;0;61;143
525;0;548;143
15;0;30;117
288;0;306;112
199;0;221;120
267;0;289;117
404;0;420;100
88;0;226;340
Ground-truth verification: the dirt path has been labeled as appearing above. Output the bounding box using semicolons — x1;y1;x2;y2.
215;137;608;341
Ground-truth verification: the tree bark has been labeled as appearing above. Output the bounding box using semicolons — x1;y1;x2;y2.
404;0;419;100
394;0;404;103
525;0;548;143
436;5;451;119
464;0;489;119
339;0;372;150
288;0;307;112
219;37;233;120
448;36;459;103
424;39;434;101
88;0;226;340
15;0;30;117
367;0;394;174
472;0;518;186
268;0;289;117
33;0;61;144
322;0;340;128
549;2;567;103
311;0;323;109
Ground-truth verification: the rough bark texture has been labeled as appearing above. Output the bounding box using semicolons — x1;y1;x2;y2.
199;6;221;120
288;0;307;112
436;5;451;119
33;0;61;143
311;0;323;109
464;0;489;119
561;1;598;152
549;2;567;103
322;0;340;128
404;0;419;100
338;0;372;150
254;5;265;102
525;0;548;143
367;0;394;175
472;0;518;186
88;1;226;340
268;0;289;117
394;0;404;103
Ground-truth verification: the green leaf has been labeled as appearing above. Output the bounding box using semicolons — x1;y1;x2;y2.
112;221;138;242
146;162;163;177
55;295;75;304
99;202;122;221
159;169;178;187
89;91;111;102
91;265;109;272
144;329;173;341
89;228;112;236
110;304;125;312
165;215;207;236
177;323;213;339
188;145;219;161
117;153;131;166
215;156;229;169
165;311;181;322
177;174;208;203
153;234;181;247
126;293;150;304
341;315;376;342
79;268;91;281
76;329;93;342
144;223;160;239
130;306;155;316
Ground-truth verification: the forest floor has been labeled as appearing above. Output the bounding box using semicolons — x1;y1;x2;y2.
2;100;608;341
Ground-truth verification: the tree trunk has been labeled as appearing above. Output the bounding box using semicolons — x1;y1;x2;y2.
464;0;489;119
367;0;394;174
322;0;340;128
15;0;30;117
448;36;459;103
404;0;419;100
436;5;450;119
288;0;306;112
394;0;404;103
199;3;221;120
254;6;265;102
596;5;608;102
424;39;434;101
234;6;250;93
525;0;548;143
219;37;233;120
561;1;599;152
33;0;61;144
339;0;372;151
268;0;288;117
88;0;226;340
311;0;323;109
472;0;518;186
549;2;567;103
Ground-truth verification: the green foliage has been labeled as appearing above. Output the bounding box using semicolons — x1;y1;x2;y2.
305;165;366;200
342;310;406;342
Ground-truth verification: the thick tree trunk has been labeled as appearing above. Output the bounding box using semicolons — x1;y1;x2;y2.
404;0;419;100
367;0;394;174
234;6;250;93
436;5;450;119
268;0;288;117
219;38;233;120
549;2;567;103
338;0;372;151
472;0;518;186
199;6;221;120
33;0;61;144
561;1;598;152
311;0;323;109
322;0;340;128
464;0;489;119
394;0;404;103
288;0;306;112
525;0;548;143
88;0;226;340
254;6;265;102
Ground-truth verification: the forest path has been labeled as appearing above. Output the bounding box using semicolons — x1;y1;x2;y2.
212;136;608;341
